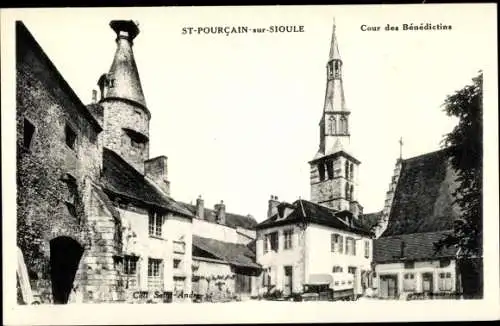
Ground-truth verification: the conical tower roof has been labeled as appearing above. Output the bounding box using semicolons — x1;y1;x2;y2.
105;20;147;109
328;20;341;61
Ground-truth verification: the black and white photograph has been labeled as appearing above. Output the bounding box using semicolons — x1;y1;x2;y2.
1;4;499;325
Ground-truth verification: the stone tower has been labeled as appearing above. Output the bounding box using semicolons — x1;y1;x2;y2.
309;21;362;217
98;20;150;173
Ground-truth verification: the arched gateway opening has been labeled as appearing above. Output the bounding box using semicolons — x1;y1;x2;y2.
49;236;84;304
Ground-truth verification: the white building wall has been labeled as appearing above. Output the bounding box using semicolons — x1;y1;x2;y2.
305;223;372;295
119;207;193;300
164;213;193;299
375;259;457;298
192;218;238;243
256;224;305;294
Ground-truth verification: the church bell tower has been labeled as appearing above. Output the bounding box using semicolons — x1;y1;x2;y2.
309;21;362;216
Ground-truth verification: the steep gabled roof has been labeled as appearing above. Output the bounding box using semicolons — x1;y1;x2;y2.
257;199;372;236
374;230;458;264
381;148;460;237
179;202;258;230
192;235;261;269
102;148;193;217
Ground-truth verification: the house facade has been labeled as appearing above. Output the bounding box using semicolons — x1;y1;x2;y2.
256;22;374;298
372;149;467;299
181;197;261;302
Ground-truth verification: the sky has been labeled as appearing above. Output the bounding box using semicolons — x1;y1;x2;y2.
8;5;495;222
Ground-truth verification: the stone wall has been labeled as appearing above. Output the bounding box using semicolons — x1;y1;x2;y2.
16;28;121;304
101;100;150;174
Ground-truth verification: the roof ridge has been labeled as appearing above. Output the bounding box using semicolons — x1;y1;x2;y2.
379;229;454;239
403;147;451;163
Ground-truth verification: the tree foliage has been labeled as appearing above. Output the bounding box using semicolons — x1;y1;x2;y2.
435;71;483;258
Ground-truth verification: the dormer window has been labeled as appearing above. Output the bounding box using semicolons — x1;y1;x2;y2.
123;128;148;151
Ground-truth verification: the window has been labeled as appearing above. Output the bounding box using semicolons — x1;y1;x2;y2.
23;118;35;149
346;237;356;256
345;182;350;200
350;163;354;180
318;163;325;181
269;232;279;251
350;185;354;201
173;259;181;269
131;138;144;150
63;175;77;219
345;161;349;179
438;272;453;291
264;232;279;253
326;160;334;180
333;266;343;273
65;124;77;150
148;212;163;237
328;62;333;77
284;229;293;249
148;258;163;290
364;240;370;258
339;116;348;134
334;61;340;78
403;273;416;292
124;255;138;275
148;258;162;277
328;116;336;135
331;234;343;253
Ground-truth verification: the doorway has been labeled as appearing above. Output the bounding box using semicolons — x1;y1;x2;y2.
49;236;84;304
283;266;293;297
380;274;398;299
422;272;434;293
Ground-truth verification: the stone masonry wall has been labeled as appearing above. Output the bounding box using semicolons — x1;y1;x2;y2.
101;100;150;174
17;36;121;303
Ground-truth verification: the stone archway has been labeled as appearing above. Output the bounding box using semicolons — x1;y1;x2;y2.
49;236;84;304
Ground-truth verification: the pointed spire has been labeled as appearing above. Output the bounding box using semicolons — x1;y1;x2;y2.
105;20;147;109
329;17;341;61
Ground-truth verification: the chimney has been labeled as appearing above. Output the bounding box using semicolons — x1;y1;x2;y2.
267;195;280;218
196;196;204;219
214;200;226;225
92;89;98;103
144;156;170;195
110;20;140;43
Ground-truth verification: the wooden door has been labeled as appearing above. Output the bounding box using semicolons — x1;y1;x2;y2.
283;266;293;297
422;273;433;293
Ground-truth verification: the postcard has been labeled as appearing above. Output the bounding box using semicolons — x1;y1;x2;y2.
1;4;499;325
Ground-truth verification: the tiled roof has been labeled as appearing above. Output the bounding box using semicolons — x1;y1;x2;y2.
192;235;261;269
102;148;193;217
256;199;372;236
374;230;458;263
179;202;258;230
382;148;460;237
